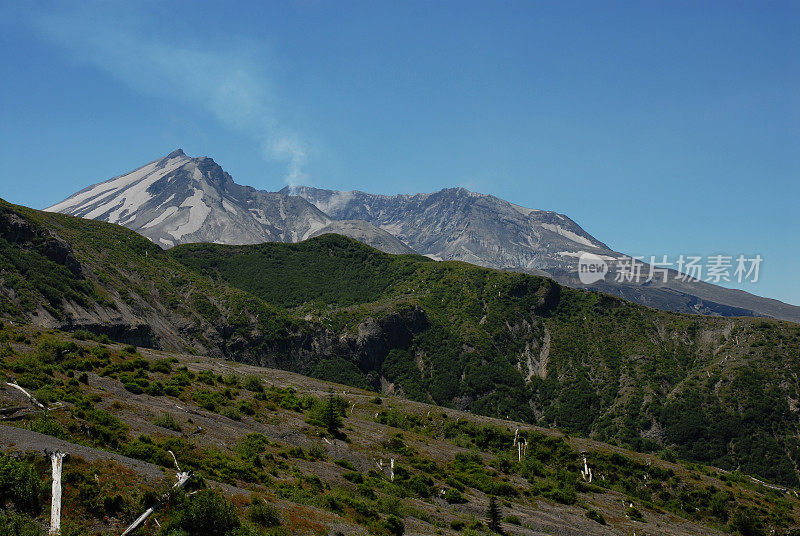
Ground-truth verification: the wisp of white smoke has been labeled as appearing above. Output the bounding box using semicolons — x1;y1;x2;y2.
29;2;309;186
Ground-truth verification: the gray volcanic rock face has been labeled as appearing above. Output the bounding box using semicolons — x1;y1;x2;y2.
46;150;412;254
309;220;415;255
284;186;611;271
288;186;800;323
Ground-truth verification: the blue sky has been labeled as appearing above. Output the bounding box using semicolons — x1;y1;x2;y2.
1;1;798;305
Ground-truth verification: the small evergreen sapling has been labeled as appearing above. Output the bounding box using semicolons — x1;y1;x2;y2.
487;495;504;534
323;390;343;437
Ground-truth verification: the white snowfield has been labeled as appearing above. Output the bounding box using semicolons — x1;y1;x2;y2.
46;152;190;219
46;151;218;244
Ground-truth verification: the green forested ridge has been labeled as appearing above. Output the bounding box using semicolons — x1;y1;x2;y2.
170;236;432;308
2;199;800;489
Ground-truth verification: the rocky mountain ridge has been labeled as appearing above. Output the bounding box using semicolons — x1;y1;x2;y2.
45;150;412;254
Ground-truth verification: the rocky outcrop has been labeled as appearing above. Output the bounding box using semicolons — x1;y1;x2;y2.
0;209;83;278
219;306;430;387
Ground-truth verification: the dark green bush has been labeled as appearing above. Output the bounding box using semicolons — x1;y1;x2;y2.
444;488;466;504
0;511;41;536
175;489;239;536
238;400;255;415
0;454;44;511
586;509;606;525
248;499;281;527
243;375;263;392
382;514;405;536
343;471;363;484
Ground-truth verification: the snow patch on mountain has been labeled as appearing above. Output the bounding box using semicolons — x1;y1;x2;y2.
48;153;190;221
171;188;211;239
541;223;596;247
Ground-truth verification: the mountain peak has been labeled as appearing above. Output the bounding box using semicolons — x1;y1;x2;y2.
46;152;414;255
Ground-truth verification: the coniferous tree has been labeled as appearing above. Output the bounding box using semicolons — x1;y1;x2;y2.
323;390;342;436
487;495;504;534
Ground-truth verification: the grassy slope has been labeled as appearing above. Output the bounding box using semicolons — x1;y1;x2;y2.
1;323;799;536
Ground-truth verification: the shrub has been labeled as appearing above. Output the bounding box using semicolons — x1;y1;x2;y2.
26;414;67;439
625;506;644;522
307;443;326;460
197;370;216;385
221;407;241;421
238;400;255;416
72;329;92;340
221;373;240;386
343;471;363;484
491;481;517;497
0;511;41;536
503;515;521;525
334;459;356;471
0;454;44;511
235;434;270;459
90;346;110;360
146;381;164;396
586;509;606;525
243;375;263;392
382;514;405;536
123;381;145;395
192;389;224;411
151;359;173;374
152;413;182;432
248;499;281;527
444;488;467;504
408;474;433;497
356;483;375;499
729;508;765;536
177;489;239;536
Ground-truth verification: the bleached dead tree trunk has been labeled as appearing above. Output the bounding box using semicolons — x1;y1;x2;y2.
121;451;191;536
390;458;395;482
120;471;191;536
580;454;592;483
49;451;67;535
7;382;45;409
